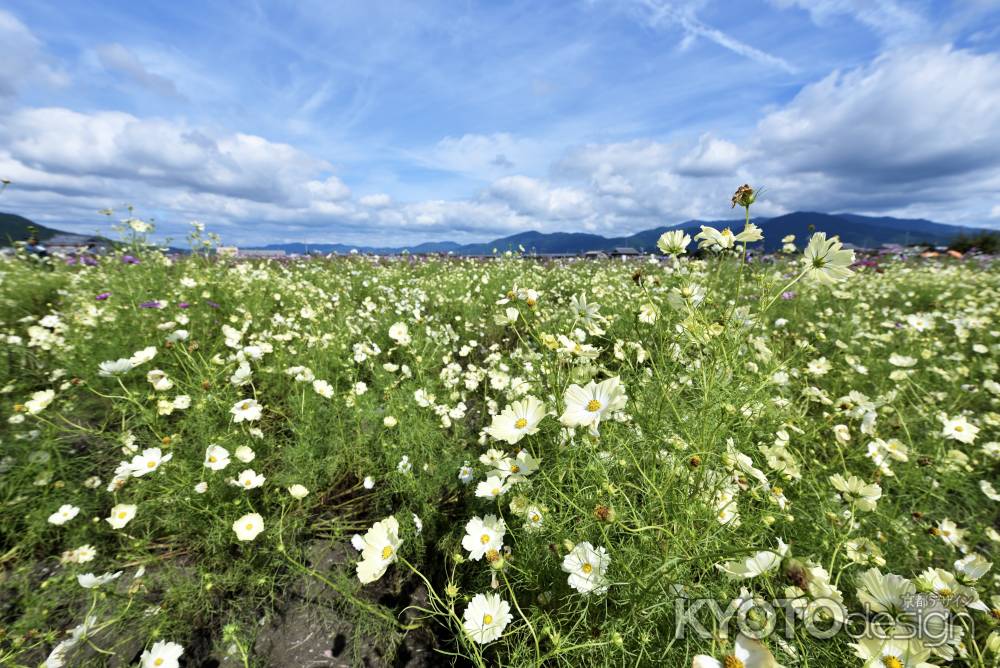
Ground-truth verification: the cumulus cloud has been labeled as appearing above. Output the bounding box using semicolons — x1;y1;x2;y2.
0;11;65;100
95;43;181;97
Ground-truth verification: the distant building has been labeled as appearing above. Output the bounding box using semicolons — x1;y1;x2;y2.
237;249;286;259
610;246;640;257
581;250;609;259
45;233;112;253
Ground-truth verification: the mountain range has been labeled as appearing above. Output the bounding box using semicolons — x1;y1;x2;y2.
247;211;996;255
1;211;995;253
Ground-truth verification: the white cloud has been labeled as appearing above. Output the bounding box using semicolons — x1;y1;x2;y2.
678;133;749;176
411;133;549;180
636;0;797;73
0;10;65;100
769;0;929;43
359;193;392;208
94;43;181;97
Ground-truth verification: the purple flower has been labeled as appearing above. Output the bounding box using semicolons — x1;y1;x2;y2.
178;302;190;309
781;291;796;300
95;292;111;301
205;300;220;309
139;300;162;309
122;255;140;265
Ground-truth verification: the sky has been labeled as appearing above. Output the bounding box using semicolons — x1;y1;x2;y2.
1;0;999;247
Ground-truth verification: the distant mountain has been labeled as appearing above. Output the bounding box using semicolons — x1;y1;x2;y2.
0;213;62;246
250;211;996;255
2;210;994;254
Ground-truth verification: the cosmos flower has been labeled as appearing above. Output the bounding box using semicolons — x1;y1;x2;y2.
140;641;184;668
484;396;546;445
562;541;610;595
462;593;512;644
106;503;137;529
802;232;855;284
355;516;402;584
231;399;263;423
129;448;172;477
829;474;882;512
693;633;781;668
559;377;628;436
77;571;123;589
717;541;788;579
203;444;231;471
232;513;264;541
47;504;80;526
461;514;506;561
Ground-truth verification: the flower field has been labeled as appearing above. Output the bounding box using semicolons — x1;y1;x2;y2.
1;221;999;667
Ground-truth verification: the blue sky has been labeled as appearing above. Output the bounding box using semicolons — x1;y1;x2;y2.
1;0;999;246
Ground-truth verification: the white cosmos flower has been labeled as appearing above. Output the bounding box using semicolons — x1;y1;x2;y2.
856;568;915;613
203;444;231;471
656;229;691;255
129;448;172;477
980;480;1000;502
484;395;546;445
232;513;264;541
475;475;510;499
232;468;265;490
462;593;512;644
48;504;80;525
77;571;122;589
954;553;992;581
98;358;134;377
288;484;309;499
802;232;855;284
692;633;782;668
128;346;158;366
146;369;173;391
356;516;402;584
889;353;917;368
106;503;137;529
717;541;788;579
940;415;979;444
562;541;610;595
234;445;255;463
388;322;411;346
461;514;506;561
849;636;933;668
694;225;737;250
25;389;55;414
559;377;628;436
829;474;881;512
140;640;184;668
231;398;263;423
312;379;334;398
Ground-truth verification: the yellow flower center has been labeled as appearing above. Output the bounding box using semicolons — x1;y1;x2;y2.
118;511;127;519
883;656;903;668
954;425;963;431
245;523;254;530
586;399;601;412
510;465;520;473
531;514;540;522
146;460;156;468
939;588;953;597
581;563;593;574
722;657;744;668
155;660;164;667
514;418;528;429
480;533;491;544
483;614;493;625
209;456;217;463
492;488;500;496
381;546;394;560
